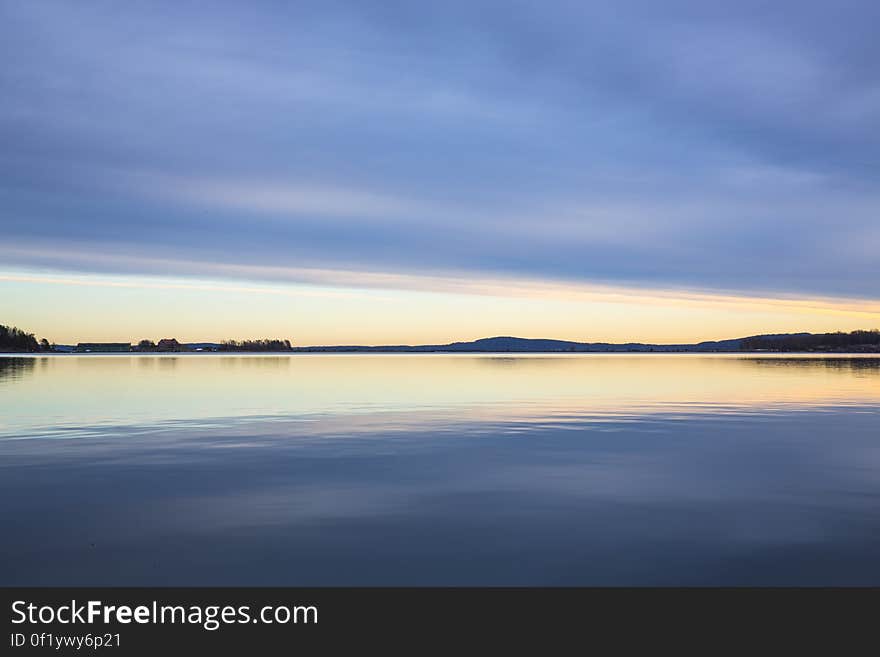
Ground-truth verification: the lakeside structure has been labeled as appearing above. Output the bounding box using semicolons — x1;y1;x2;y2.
74;343;131;353
69;338;191;353
156;338;183;352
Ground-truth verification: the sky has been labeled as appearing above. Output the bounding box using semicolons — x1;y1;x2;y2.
1;0;879;344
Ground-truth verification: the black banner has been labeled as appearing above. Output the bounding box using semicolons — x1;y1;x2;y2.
2;588;875;653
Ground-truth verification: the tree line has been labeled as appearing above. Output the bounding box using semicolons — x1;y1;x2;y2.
741;330;880;352
0;325;52;352
218;338;293;352
133;338;293;351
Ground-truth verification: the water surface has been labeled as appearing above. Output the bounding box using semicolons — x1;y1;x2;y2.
1;354;879;585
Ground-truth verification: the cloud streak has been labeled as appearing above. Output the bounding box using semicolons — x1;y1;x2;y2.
3;247;879;323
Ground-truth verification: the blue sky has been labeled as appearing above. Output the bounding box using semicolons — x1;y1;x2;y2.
1;1;878;343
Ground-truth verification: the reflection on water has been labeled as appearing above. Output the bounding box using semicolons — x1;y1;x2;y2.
1;354;879;585
742;356;880;374
1;354;879;439
0;356;36;382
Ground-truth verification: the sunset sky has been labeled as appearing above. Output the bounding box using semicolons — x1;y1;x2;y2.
2;1;878;345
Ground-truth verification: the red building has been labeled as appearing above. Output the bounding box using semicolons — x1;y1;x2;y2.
156;338;183;352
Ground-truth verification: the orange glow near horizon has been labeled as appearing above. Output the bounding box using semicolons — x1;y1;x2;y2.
2;267;879;345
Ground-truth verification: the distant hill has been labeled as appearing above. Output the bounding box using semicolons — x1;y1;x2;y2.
741;330;879;352
291;331;878;353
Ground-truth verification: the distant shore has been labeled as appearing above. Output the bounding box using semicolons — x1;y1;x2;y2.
4;348;879;355
3;330;878;355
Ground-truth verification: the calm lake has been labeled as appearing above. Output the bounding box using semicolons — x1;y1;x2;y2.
1;353;879;585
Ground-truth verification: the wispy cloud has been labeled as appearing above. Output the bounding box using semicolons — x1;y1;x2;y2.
0;270;387;301
3;247;879;323
121;172;438;224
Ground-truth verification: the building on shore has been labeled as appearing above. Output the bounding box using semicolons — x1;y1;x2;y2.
74;343;131;353
156;338;184;352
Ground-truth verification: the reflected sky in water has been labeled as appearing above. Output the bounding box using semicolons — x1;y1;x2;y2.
1;354;879;585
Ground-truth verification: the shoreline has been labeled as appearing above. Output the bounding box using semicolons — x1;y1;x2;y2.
2;350;879;356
